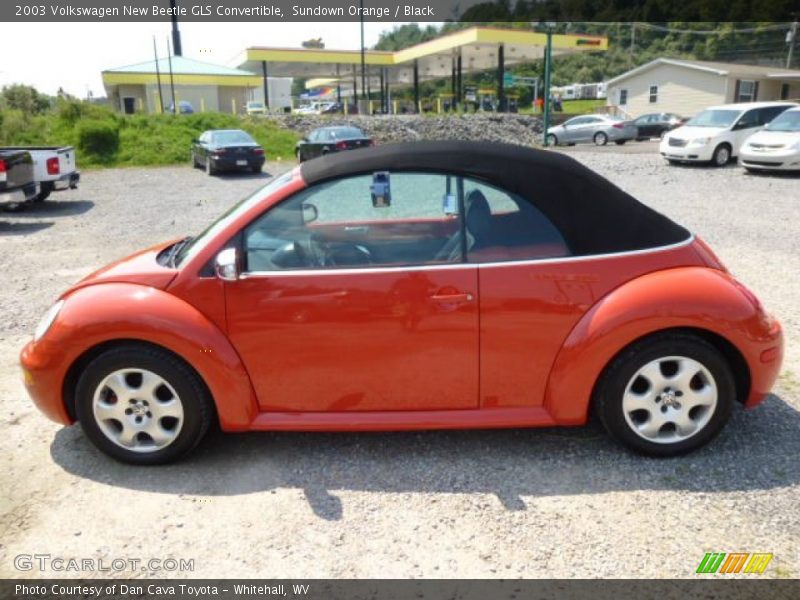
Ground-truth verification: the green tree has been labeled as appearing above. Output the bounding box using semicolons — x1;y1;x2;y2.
1;84;50;114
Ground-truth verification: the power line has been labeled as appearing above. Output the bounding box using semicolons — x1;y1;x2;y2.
634;22;792;35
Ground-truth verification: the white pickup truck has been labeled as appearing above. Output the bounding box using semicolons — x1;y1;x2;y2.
0;146;80;202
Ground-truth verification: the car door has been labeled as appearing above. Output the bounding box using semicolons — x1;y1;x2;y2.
580;117;604;142
559;117;583;142
731;109;762;153
634;115;650;138
224;171;479;413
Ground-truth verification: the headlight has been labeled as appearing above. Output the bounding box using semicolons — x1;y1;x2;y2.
791;140;800;151
688;137;711;147
34;300;64;341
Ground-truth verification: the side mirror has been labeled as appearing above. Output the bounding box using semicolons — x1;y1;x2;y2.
215;248;239;281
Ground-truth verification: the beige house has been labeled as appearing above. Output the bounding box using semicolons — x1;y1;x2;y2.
606;58;800;118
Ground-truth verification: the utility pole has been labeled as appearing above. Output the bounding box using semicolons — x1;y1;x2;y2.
540;24;554;147
787;20;798;69
630;22;636;62
152;36;164;114
359;0;366;107
169;0;182;56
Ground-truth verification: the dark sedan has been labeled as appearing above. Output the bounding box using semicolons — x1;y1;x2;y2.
296;126;374;162
192;129;266;175
633;113;685;140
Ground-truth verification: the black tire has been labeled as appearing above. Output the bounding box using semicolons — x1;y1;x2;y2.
711;144;732;167
594;332;735;457
205;157;216;176
34;190;51;203
594;132;608;146
615;140;626;146
546;134;558;146
296;148;303;163
75;344;213;465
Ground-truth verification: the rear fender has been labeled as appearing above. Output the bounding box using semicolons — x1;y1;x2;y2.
50;283;257;430
543;267;781;424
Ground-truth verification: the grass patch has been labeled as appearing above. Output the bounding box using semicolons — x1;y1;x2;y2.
0;102;300;169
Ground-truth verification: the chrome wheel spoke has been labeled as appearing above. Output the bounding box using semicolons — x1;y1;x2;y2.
116;424;139;448
144;422;175;447
623;389;654;413
94;400;125;420
674;411;698;437
137;370;165;401
153;399;183;419
637;411;666;439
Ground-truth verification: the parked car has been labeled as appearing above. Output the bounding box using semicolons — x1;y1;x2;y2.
20;141;782;464
659;101;797;167
0;149;39;209
295;126;374;162
167;100;195;115
633;113;685;140
738;106;800;173
1;146;80;202
546;115;637;146
246;101;266;116
191;129;266;175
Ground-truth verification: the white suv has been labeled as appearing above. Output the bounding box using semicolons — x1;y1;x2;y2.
659;101;797;167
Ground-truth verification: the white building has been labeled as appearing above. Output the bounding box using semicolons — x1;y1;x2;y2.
606;58;800;118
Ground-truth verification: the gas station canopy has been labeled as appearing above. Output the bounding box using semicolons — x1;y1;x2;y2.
235;26;608;88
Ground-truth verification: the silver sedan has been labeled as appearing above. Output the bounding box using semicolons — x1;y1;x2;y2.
547;115;638;146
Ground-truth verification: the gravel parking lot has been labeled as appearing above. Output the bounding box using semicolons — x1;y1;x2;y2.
1;149;798;579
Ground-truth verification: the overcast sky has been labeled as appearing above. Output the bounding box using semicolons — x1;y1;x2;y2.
0;21;430;98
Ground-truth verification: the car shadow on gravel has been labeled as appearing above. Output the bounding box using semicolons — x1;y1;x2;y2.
212;170;275;181
50;393;800;521
0;220;54;235
3;200;95;217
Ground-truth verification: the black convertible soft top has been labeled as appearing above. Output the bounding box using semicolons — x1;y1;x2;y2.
300;140;690;256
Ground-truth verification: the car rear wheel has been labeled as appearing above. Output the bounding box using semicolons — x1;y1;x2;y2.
75;344;213;465
594;333;734;457
711;144;731;167
594;132;608;146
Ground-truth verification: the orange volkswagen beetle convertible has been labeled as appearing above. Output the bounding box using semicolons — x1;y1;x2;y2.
21;142;783;464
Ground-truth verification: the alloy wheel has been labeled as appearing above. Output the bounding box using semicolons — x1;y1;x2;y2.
622;356;717;444
92;368;184;453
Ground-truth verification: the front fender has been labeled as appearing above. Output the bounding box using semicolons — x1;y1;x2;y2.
23;283;258;430
543;267;783;424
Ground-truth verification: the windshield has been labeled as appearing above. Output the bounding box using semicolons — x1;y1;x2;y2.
765;110;800;132
330;127;364;139
175;171;294;267
212;131;255;145
686;109;740;128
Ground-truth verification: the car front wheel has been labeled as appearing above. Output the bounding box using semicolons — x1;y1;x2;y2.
711;144;731;167
75;344;213;465
594;333;734;457
594;132;608;146
546;134;558;146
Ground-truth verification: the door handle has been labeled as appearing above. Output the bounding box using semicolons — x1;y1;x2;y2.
430;292;474;303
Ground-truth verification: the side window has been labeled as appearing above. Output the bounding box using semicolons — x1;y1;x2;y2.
759;106;788;125
307;131;319;142
736;109;760;129
461;177;569;263
243;172;464;271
